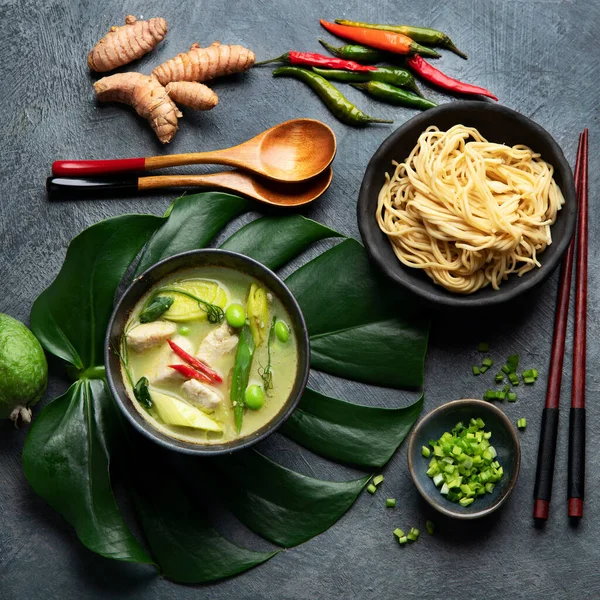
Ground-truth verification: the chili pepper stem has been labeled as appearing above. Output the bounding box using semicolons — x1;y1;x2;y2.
411;43;440;58
254;53;288;66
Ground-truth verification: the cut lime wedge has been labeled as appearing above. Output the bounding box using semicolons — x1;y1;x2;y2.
150;390;222;432
161;279;228;322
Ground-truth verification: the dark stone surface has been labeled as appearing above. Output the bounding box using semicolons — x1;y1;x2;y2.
0;1;598;598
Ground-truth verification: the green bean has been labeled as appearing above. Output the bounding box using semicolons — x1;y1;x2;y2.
231;324;255;432
272;66;392;126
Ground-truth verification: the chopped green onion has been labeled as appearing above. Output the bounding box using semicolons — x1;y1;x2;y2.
507;392;517;402
477;342;489;352
407;527;420;542
472;365;481;376
507;354;519;372
426;520;435;535
422;418;504;506
421;446;431;458
482;357;494;367
495;373;504;383
501;365;511;374
386;498;396;508
480;365;489;374
367;484;377;494
523;376;535;385
509;373;520;386
373;474;384;486
517;418;527;429
393;528;405;539
398;536;408;545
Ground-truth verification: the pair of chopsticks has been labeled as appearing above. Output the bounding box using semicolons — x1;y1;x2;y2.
533;129;588;520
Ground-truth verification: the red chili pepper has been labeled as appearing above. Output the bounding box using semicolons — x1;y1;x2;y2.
407;55;498;101
255;51;377;72
169;363;213;384
167;339;223;383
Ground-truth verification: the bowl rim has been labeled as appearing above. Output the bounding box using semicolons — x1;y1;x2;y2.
357;101;577;308
104;248;310;456
407;398;521;519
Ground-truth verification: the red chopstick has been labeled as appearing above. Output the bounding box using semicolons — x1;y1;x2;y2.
568;128;588;518
533;132;586;520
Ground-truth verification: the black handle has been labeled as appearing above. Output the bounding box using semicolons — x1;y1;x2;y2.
568;407;585;517
533;408;559;520
46;176;139;200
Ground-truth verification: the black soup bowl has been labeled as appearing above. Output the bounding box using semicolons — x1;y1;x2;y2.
358;102;577;308
105;249;310;456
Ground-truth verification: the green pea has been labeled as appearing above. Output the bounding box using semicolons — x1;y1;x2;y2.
245;384;265;410
178;325;190;336
226;303;246;328
275;320;289;343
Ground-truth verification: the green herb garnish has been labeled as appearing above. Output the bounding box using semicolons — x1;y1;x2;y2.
139;295;174;323
133;377;153;411
258;317;276;394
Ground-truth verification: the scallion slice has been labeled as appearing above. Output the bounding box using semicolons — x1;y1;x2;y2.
517;418;527;429
367;484;377;494
386;498;396;508
472;365;481;376
426;520;435;535
421;446;431;458
393;528;405;539
373;474;384;486
482;357;494;367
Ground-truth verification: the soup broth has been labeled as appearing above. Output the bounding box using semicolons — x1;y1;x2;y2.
120;266;299;444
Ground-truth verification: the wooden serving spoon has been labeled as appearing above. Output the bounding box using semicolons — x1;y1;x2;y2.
46;167;333;207
52;119;337;183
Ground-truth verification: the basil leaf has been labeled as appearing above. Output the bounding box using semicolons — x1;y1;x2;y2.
134;192;247;277
23;380;153;564
286;239;429;388
218;450;369;547
131;464;276;583
30;214;162;369
220;215;343;269
281;389;424;467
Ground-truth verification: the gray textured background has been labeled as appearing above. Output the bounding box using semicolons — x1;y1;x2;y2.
1;0;599;598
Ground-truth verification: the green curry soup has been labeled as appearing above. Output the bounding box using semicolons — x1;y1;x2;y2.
120;267;299;444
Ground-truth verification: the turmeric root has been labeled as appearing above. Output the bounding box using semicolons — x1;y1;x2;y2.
153;41;255;86
88;15;167;72
94;73;181;143
165;82;218;110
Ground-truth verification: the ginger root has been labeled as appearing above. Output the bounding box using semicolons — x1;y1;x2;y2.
94;73;181;143
165;82;218;110
88;15;167;72
153;41;255;86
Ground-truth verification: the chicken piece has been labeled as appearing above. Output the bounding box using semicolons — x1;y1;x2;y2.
127;321;177;352
150;335;195;386
182;379;222;410
197;323;239;365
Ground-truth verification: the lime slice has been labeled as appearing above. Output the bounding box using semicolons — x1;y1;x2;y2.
150;390;222;432
160;279;228;322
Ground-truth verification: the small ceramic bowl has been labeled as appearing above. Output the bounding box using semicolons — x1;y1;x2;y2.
104;249;310;456
357;101;577;308
407;399;520;519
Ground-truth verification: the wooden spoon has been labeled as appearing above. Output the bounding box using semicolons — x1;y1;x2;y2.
52;119;337;183
47;167;333;207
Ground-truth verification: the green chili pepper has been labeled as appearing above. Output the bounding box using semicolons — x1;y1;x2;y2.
231;324;255;432
352;81;436;110
134;376;153;411
334;20;467;59
139;295;174;323
318;38;385;63
273;66;392;126
312;66;422;97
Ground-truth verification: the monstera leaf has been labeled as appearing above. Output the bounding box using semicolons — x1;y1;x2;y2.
24;195;428;584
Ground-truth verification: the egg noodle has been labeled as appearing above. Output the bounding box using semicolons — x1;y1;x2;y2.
376;125;565;294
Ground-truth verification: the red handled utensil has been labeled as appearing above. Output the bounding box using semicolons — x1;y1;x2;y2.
51;118;336;183
568;128;588;519
532;130;587;520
